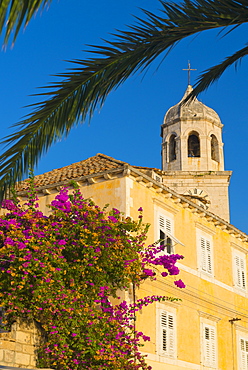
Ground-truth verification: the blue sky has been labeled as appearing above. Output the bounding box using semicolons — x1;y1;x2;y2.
0;0;248;232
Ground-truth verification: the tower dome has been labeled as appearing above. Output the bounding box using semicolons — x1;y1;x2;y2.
160;85;231;222
164;85;221;127
161;85;224;173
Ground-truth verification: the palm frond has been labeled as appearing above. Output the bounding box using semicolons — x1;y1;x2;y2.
187;45;248;100
1;0;248;196
0;0;52;45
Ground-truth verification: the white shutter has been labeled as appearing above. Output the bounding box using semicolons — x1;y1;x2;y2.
161;312;167;352
240;338;248;370
235;255;241;287
203;324;216;368
206;240;212;273
240;258;246;289
201;238;207;271
166;218;172;234
210;327;216;366
235;254;246;289
160;311;175;358
159;215;165;231
200;237;212;274
204;326;211;366
168;314;175;357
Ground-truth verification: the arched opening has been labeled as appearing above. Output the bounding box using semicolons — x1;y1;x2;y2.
169;134;177;162
211;134;219;162
188;132;200;157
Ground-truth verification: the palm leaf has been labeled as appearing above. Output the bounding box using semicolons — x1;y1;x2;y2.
1;0;248;197
186;45;248;101
0;0;52;45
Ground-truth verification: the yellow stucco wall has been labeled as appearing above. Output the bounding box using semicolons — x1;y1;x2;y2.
3;174;248;369
125;176;248;369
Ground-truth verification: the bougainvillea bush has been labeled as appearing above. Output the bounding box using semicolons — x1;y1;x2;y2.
0;186;184;370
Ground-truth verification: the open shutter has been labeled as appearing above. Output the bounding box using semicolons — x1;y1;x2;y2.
159;215;173;254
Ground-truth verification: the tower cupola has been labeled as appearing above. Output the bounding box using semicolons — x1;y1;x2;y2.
161;85;231;222
161;85;224;172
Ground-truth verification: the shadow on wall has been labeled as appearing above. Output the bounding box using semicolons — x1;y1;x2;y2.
0;318;53;370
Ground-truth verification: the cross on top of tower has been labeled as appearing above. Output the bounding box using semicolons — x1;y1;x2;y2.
182;61;197;85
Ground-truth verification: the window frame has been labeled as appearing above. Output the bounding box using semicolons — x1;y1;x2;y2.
168;134;177;162
210;134;219;162
158;212;174;255
202;323;217;368
237;335;248;370
233;251;246;291
157;308;176;358
197;231;214;276
188;132;200;158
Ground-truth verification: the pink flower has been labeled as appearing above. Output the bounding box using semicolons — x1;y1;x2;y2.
174;279;186;289
58;239;66;245
1;200;18;211
143;269;155;277
71;333;77;337
108;216;118;223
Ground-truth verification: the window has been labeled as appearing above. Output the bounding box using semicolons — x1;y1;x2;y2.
159;214;173;254
200;236;212;274
159;310;176;358
234;253;246;290
239;337;248;369
169;134;177;162
210;134;219;162
202;324;217;368
188;132;200;157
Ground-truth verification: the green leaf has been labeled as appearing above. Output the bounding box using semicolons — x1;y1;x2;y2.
0;0;52;46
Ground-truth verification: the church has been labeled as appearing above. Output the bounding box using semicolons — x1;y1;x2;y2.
1;85;248;370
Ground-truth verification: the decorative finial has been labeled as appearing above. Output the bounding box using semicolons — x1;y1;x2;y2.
182;61;197;85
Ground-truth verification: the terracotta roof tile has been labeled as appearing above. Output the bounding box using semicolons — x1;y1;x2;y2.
17;153;127;191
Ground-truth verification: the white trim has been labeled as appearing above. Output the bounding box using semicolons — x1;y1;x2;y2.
195;222;216;236
231;241;248;255
153;198;179;215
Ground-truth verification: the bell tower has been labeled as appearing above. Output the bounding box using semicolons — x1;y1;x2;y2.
161;85;232;221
